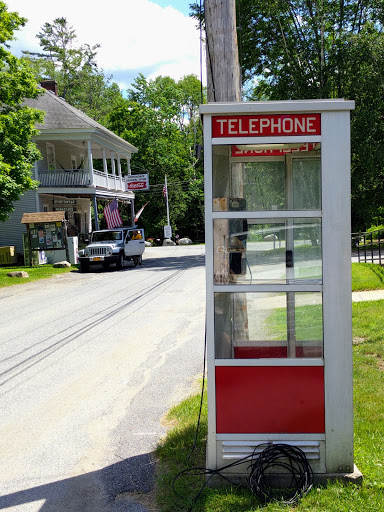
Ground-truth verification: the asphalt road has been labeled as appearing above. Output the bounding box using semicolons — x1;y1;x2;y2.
0;245;206;512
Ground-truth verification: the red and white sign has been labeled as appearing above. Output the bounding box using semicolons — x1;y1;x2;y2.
212;114;321;138
126;173;149;191
232;142;320;157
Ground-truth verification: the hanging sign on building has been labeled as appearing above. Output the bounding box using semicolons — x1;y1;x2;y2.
212;113;321;138
126;173;149;191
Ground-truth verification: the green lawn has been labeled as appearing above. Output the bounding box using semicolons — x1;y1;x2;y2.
155;264;384;511
351;262;384;291
0;264;76;287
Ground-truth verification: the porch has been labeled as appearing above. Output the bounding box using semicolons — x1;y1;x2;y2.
38;169;128;191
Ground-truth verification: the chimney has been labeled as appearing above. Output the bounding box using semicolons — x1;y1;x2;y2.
40;80;58;96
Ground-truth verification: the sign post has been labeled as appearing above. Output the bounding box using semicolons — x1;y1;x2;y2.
163;175;172;239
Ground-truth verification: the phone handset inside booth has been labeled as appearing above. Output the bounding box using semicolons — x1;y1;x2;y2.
228;218;248;276
213;197;248;284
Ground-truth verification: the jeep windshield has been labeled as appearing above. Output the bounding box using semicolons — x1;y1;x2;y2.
92;231;123;242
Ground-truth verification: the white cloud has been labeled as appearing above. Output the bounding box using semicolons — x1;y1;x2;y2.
5;0;204;89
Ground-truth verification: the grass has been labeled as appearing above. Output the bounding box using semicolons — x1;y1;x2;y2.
155;265;384;511
0;264;77;287
351;262;384;291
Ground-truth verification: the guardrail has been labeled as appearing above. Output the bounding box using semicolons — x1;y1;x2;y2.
352;228;384;265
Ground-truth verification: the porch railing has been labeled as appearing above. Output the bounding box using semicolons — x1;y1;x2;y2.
93;170;124;191
38;169;126;191
352;228;384;265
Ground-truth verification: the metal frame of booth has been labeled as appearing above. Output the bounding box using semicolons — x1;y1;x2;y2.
201;99;361;482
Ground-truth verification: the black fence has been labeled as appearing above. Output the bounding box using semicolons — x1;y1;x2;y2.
352;228;384;265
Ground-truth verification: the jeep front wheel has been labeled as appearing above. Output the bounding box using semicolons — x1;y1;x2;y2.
80;261;89;273
116;252;124;270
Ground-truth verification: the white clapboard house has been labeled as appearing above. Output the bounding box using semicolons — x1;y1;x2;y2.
0;80;137;255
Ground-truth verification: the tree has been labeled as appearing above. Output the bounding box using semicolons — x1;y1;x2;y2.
22;17;123;124
191;0;384;231
108;74;204;240
343;29;384;230
0;2;44;222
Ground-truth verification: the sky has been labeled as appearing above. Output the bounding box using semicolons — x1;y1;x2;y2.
5;0;204;92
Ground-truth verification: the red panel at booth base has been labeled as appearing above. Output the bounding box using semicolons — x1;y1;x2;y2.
215;366;325;433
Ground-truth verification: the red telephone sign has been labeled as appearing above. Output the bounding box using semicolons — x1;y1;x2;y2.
212;113;321;138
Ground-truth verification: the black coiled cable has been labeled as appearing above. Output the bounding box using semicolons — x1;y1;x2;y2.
173;442;313;510
248;443;314;505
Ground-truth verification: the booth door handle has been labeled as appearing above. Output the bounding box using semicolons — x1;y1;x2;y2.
286;250;294;268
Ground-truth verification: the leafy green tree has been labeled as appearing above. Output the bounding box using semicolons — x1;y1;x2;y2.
343;29;384;230
22;17;123;124
0;2;44;221
108;74;204;240
191;0;384;231
35;17;99;100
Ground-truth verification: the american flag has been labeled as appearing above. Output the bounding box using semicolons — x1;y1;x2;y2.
163;184;167;198
103;199;122;229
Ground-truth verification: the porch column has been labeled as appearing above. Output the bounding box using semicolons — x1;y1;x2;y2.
34;162;40;211
127;154;131;175
131;200;135;226
92;196;100;230
87;141;94;184
117;153;123;190
111;151;116;190
102;148;109;189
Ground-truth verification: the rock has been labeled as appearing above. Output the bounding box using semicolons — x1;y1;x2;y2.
177;238;192;245
162;238;176;246
53;261;71;268
7;271;29;278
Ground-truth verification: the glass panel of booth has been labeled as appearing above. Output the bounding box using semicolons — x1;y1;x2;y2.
214;292;323;359
213;218;322;285
212;143;321;211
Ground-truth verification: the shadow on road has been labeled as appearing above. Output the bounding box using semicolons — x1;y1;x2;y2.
74;253;206;274
0;453;155;512
143;253;205;270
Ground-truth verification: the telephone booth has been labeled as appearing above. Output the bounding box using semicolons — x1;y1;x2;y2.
201;99;358;481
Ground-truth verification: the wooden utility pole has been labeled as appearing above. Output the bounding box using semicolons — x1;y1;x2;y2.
205;0;242;102
205;0;249;343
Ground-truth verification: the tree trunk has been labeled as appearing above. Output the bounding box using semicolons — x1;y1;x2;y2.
205;0;241;102
205;0;248;343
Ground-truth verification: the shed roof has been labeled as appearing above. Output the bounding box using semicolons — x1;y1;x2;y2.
21;212;66;224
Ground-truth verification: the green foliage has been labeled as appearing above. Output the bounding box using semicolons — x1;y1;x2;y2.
22;17;124;124
108;74;205;239
0;1;44;221
343;29;384;231
190;1;384;232
366;224;384;233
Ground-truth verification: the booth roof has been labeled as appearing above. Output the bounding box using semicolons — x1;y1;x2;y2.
21;212;66;224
